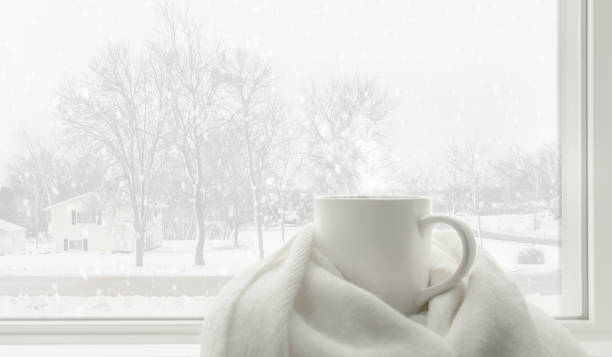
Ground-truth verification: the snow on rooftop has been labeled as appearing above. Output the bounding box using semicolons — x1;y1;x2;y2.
0;219;26;232
42;191;99;211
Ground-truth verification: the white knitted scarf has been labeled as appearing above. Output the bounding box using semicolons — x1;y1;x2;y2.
201;225;586;357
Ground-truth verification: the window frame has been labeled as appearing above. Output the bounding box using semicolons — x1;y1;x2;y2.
0;0;610;345
558;0;588;319
563;0;612;338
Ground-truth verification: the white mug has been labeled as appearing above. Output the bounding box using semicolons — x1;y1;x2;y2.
313;195;476;315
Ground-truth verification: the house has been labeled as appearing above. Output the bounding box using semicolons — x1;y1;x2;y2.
43;192;164;253
0;219;26;255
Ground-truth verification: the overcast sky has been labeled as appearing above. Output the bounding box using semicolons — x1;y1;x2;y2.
0;0;557;185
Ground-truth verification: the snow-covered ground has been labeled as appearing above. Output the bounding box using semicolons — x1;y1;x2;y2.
0;227;298;276
0;295;214;318
0;216;565;317
458;213;559;238
0;292;559;318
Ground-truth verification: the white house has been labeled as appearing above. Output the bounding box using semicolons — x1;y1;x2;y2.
44;192;164;253
0;219;26;255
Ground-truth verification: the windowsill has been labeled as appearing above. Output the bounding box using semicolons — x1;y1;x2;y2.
0;320;610;355
0;344;198;357
0;339;610;357
578;335;612;357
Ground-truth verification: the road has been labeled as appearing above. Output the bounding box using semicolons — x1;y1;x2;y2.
0;270;559;297
481;231;560;246
0;275;231;296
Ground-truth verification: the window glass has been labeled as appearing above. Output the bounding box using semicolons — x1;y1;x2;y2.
77;212;96;224
0;0;568;318
68;240;83;250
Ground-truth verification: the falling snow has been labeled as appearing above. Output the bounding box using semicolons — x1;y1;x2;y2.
0;0;563;318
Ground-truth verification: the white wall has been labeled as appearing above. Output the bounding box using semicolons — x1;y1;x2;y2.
0;231;26;254
48;195;116;253
46;196;164;253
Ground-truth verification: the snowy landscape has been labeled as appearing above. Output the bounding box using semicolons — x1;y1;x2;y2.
0;217;562;317
0;216;559;276
0;0;565;318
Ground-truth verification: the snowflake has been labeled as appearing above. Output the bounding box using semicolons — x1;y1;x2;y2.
334;164;341;175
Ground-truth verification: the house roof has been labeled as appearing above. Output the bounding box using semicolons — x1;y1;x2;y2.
43;192;100;211
0;219;26;232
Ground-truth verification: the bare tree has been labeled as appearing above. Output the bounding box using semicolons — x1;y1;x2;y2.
224;50;284;259
156;150;196;241
445;140;487;245
160;5;228;265
9;132;56;246
437;168;470;215
536;144;560;219
0;186;18;224
58;44;171;266
215;127;251;247
269;119;304;242
494;144;560;228
306;77;391;194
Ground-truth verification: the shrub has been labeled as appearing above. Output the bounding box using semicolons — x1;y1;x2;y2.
517;246;546;265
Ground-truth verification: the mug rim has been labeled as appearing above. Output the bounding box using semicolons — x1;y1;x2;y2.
314;195;430;201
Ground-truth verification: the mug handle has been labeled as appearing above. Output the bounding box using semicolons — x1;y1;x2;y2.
414;214;477;307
